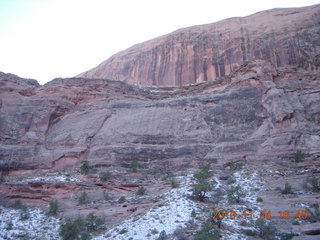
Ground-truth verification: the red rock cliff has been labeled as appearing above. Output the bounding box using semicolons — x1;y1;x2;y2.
78;4;320;86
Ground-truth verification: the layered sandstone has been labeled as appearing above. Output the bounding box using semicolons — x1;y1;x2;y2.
1;60;320;174
1;60;320;238
78;4;320;86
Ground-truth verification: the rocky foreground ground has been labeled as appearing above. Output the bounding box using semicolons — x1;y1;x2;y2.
0;156;319;239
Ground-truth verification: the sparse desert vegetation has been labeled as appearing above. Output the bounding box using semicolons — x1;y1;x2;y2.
281;182;294;194
1;4;320;240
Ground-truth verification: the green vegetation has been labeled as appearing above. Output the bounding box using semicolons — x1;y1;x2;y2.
80;160;92;175
191;209;197;218
118;196;126;203
60;219;89;240
119;228;128;234
86;212;104;231
0;174;4;183
78;192;88;205
306;203;320;222
211;188;226;204
281;182;293;194
103;190;113;201
59;213;103;240
165;170;173;177
251;219;277;239
227;177;236;185
19;208;30;220
136;186;146;196
5;221;13;231
256;197;264;202
100;171;112;181
173;228;188;239
280;232;296;240
130;160;138;173
192;163;214;202
11;200;30;220
225;161;244;171
195;163;211;180
194;220;220;240
243;229;256;236
161;175;168;181
151;168;160;175
151;228;159;235
48;200;58;216
292;220;300;225
157;230;167;240
304;177;320;192
192;180;214;202
12;199;26;210
227;185;246;203
293;150;305;163
171;179;179;188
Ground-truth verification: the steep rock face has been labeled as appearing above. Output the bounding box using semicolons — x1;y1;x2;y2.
1;60;320;174
78;4;320;86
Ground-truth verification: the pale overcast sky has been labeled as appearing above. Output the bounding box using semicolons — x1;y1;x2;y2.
0;0;319;84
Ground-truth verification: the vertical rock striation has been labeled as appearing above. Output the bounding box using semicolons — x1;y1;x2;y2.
78;4;320;86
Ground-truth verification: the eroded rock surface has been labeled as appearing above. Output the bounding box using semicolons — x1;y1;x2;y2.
1;60;319;175
78;4;320;86
0;61;320;239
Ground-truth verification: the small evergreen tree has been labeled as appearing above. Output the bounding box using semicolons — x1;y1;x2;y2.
195;220;220;240
60;219;89;240
171;179;179;188
306;203;320;222
281;182;293;194
192;163;213;201
192;180;214;201
85;212;103;231
130;160;138;172
100;171;112;181
0;174;4;183
5;221;13;230
305;177;320;191
191;209;197;218
12;199;25;209
59;213;104;240
157;230;167;240
79;192;88;204
251;219;277;239
103;190;113;201
136;186;146;196
294;150;305;163
227;185;246;203
118;196;126;203
80;160;91;175
20;208;30;220
48;200;58;216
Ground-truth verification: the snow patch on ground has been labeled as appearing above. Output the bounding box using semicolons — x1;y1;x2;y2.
93;174;199;240
218;170;265;240
16;175;81;183
0;206;61;240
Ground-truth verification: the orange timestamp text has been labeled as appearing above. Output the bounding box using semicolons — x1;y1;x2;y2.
212;210;308;220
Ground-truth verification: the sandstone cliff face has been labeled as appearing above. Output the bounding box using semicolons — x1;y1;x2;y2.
1;60;320;174
78;4;320;86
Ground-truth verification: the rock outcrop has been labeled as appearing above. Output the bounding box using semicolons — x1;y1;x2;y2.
1;60;320;174
1;59;320;238
78;4;320;86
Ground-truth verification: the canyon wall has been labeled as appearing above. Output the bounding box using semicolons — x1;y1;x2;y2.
1;60;320;173
78;4;320;86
